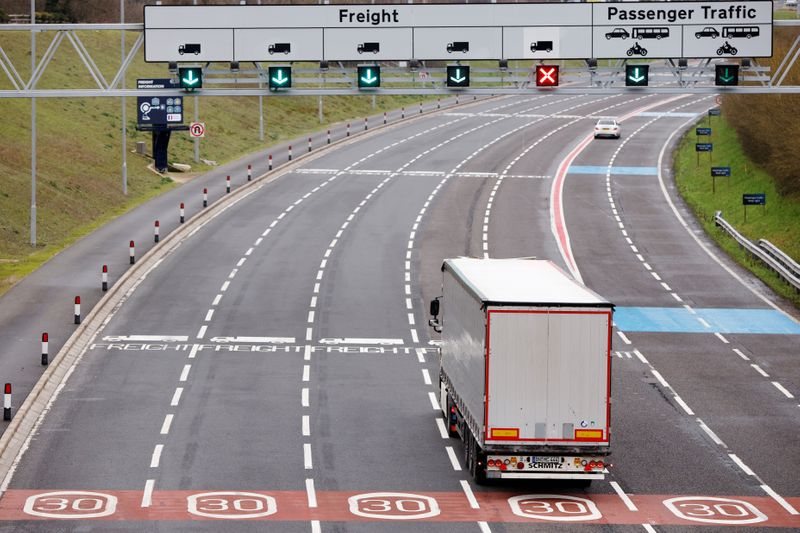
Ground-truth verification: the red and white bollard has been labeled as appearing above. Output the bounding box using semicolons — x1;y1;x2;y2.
226;175;231;193
347;123;351;137
327;129;331;145
364;117;368;131
180;202;185;224
3;384;10;421
383;111;387;124
401;107;405;119
268;154;273;170
247;164;252;182
154;220;160;243
308;137;312;153
41;332;49;366
74;296;81;325
129;240;135;264
288;145;293;161
102;264;108;291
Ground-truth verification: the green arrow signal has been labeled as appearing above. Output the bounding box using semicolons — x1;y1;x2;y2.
719;68;734;83
182;70;199;86
271;70;288;85
450;68;466;83
629;67;646;83
360;68;377;85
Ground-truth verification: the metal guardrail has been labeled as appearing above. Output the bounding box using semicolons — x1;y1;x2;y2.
758;239;800;280
714;211;800;292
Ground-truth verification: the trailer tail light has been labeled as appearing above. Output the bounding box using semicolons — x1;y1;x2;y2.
487;459;494;467
500;462;507;471
517;462;524;470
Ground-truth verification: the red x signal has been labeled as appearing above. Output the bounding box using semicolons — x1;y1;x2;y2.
536;65;559;87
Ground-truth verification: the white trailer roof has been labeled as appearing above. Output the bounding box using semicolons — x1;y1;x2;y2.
443;258;611;306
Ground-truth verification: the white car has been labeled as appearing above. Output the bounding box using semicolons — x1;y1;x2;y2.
787;0;797;7
594;119;621;139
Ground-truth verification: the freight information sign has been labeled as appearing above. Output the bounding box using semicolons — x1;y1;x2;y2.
144;1;772;62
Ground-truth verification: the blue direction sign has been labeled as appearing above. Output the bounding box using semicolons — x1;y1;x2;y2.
137;78;177;90
708;108;721;116
137;95;183;127
696;127;712;136
696;143;713;152
743;193;766;206
711;167;731;177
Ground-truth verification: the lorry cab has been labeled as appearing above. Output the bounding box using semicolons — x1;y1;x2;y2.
447;42;470;53
357;42;380;54
268;43;291;54
530;40;554;52
178;43;201;55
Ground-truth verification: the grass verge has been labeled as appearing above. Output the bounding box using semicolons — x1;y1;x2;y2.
673;114;800;308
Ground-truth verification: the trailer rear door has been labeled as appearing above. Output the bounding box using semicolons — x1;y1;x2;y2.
485;308;611;446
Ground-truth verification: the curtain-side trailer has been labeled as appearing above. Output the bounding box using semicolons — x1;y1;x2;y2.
429;258;614;484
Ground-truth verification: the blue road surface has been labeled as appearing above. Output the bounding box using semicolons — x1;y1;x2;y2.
568;166;658;176
615;307;800;334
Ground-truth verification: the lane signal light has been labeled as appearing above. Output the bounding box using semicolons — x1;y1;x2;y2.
268;66;292;89
625;64;649;87
715;64;739;86
357;66;381;88
446;65;470;87
535;65;559;87
178;67;202;90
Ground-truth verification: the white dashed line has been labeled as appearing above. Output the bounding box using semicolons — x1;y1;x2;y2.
761;484;800;515
304;443;313;469
212;294;222;306
445;446;462;471
460;480;480;509
751;364;769;377
428;391;441;411
150;444;163;468
302;388;309;407
673;395;695;416
422;368;432;386
179;364;191;382
196;325;207;339
772;382;794;399
141;479;155;508
610;481;638;511
697;418;726;447
714;332;729;344
170;387;183;407
732;348;750;361
204;309;214;322
617;331;632;345
435;418;449;439
302;415;311;436
306;478;318;508
729;453;755;476
160;414;173;435
302;364;310;382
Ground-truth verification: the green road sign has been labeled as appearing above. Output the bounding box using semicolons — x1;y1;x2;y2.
715;64;739;86
357;66;380;88
625;65;649;87
178;67;202;90
269;66;292;89
446;65;470;87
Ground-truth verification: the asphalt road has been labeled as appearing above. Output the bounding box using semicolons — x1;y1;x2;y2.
0;93;797;532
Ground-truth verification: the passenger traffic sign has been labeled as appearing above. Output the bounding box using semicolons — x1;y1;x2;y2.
535;65;559;87
268;66;292;89
715;64;739;86
696;143;713;152
711;167;731;177
178;67;202;90
625;65;649;87
357;66;381;88
446;66;470;88
743;193;766;205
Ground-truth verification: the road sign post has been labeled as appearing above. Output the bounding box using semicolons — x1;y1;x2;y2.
710;166;730;194
742;193;766;222
695;142;712;167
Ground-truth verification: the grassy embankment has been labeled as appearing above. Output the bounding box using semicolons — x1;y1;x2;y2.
674;116;800;307
0;30;437;295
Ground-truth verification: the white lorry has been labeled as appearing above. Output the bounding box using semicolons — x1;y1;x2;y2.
429;258;614;484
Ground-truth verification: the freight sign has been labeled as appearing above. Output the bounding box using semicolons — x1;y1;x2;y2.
696;127;712;136
711;167;731;177
143;1;773;62
695;143;713;152
742;193;766;205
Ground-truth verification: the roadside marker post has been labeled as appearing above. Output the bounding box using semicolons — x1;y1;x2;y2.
437;98;441;109
327;130;331;144
247;164;252;181
364;117;368;131
289;145;293;161
347;123;351;137
102;264;108;291
203;188;208;207
154;220;160;243
226;175;231;193
308;137;312;152
3;384;10;421
129;241;135;264
419;102;423;114
383;112;387;125
401;107;405;119
41;333;49;366
268;154;273;171
180;203;185;223
74;296;81;325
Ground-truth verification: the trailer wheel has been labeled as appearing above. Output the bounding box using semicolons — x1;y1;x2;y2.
468;434;488;485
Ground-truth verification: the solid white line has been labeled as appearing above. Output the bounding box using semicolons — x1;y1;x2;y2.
196;325;207;339
715;332;729;344
428;391;441;411
697;418;725;446
729;453;755;476
460;480;480;509
445;446;462;471
732;348;750;361
633;349;649;364
302;415;310;436
761;484;800;515
179;364;191;382
651;369;670;388
751;364;770;377
302;388;309;407
188;344;199;359
150;444;163;468
478;521;492;533
311;520;321;533
170;387;183;407
422;368;432;385
304;443;313;469
772;382;795;399
617;331;632;345
141;479;155;508
212;294;222;306
204;309;214;322
303;365;310;382
673;395;695;416
609;481;638;511
306;478;318;508
160;414;173;435
435;418;449;439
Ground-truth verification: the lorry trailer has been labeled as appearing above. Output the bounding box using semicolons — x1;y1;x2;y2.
429;258;614;484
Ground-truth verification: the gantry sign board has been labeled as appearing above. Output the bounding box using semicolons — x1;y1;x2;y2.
144;1;772;62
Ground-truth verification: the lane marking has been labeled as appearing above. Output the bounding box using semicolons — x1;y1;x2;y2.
196;325;207;339
697;418;726;447
714;332;730;344
212;294;222;306
751;364;770;378
460;480;480;509
617;331;632;345
160;414;173;435
306;478;317;508
428;392;441;411
204;309;214;322
673;395;695;416
302;388;309;407
150;445;163;468
179;364;191;382
435;418;449;439
479;522;492;533
729;453;755;476
633;349;649;364
651;369;669;388
221;281;230;292
302;365;310;382
141;479;155;508
761;484;799;515
422;368;432;386
771;382;794;399
311;520;321;533
302;415;310;437
610;481;638;511
445;446;462;471
304;443;313;469
732;348;750;361
170;387;183;407
188;344;199;358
